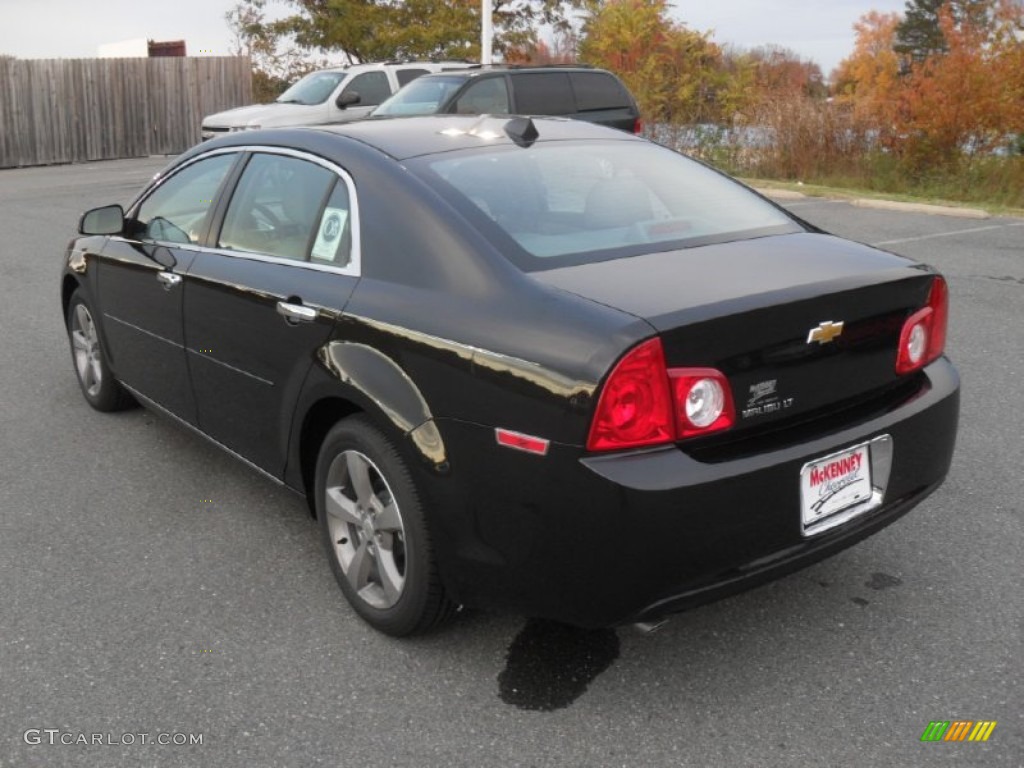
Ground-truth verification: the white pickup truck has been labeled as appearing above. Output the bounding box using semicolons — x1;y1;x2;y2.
201;61;475;139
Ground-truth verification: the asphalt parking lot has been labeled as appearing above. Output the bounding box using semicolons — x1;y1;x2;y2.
1;156;1020;768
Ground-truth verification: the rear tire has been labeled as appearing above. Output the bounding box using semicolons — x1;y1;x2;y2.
315;415;454;636
66;290;135;412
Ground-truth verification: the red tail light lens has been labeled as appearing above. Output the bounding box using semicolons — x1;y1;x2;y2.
587;338;673;451
632;117;644;135
926;275;948;361
896;276;949;374
587;338;735;451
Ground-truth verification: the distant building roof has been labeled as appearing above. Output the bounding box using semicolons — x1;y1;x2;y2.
148;40;186;57
96;38;187;58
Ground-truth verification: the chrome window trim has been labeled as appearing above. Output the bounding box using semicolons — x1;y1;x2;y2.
124;145;363;278
194;245;362;276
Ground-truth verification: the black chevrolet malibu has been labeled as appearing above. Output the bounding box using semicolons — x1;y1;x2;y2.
62;116;959;636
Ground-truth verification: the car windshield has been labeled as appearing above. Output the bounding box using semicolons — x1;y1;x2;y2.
276;71;347;106
372;76;467;116
411;140;803;269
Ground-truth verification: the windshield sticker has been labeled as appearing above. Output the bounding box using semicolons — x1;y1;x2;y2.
311;207;349;262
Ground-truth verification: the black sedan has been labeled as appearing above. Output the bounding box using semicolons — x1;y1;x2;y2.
62;116;959;636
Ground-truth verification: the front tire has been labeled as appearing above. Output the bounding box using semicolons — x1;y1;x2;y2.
66;289;134;412
315;415;454;636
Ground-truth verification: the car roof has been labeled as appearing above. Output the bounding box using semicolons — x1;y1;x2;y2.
309;114;641;160
305;61;475;75
409;65;606;81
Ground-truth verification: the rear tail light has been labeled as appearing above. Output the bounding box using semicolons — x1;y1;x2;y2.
587;338;674;451
896;276;948;374
632;117;643;135
669;369;735;439
587;338;734;451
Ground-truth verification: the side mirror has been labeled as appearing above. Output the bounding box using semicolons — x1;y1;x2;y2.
336;91;361;109
79;204;124;235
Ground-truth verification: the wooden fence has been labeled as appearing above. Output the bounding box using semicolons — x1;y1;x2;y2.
0;56;253;168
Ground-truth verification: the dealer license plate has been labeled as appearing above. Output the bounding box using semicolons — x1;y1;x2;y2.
800;442;873;533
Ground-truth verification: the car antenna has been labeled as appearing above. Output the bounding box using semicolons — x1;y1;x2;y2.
504;116;538;148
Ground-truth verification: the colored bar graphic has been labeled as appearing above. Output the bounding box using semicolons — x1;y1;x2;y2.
944;721;973;741
921;720;996;742
968;722;997;742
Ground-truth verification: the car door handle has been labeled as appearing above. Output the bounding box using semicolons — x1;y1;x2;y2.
156;271;182;289
276;301;317;324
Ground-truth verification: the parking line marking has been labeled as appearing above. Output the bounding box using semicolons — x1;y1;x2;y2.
873;222;1024;246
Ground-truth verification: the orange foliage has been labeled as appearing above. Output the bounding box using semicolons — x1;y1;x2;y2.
835;1;1024;166
748;46;825;99
506;34;578;65
832;12;902;133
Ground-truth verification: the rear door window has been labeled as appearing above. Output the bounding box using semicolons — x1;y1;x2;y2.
510;73;574;115
570;72;632;111
217;153;336;262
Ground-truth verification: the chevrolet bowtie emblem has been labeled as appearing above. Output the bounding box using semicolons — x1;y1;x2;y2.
807;320;845;344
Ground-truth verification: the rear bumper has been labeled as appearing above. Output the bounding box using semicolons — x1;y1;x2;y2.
426;358;959;627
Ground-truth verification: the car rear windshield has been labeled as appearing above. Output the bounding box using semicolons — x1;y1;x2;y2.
411;140;802;270
372;75;468;116
277;71;347;105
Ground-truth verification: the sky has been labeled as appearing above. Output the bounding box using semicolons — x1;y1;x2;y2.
0;0;910;78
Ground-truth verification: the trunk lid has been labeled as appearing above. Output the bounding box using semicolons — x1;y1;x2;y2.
533;233;935;433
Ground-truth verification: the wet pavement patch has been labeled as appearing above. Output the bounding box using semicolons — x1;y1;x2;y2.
865;572;903;590
498;619;620;711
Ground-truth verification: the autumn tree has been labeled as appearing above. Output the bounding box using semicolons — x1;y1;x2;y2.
746;45;826;100
505;31;579;65
579;0;726;123
836;0;1024;167
897;0;1024;163
831;11;902;138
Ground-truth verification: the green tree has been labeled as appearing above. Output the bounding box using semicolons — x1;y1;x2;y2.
894;0;993;61
259;0;586;63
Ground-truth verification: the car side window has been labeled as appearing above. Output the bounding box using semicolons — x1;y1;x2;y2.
134;153;236;244
453;77;510;115
396;68;428;87
340;72;391;107
510;73;574;115
217;153;336;262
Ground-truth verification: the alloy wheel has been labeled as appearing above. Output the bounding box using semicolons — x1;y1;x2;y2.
323;449;407;609
70;303;103;397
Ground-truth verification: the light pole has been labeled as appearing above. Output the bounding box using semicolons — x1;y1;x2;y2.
481;0;493;65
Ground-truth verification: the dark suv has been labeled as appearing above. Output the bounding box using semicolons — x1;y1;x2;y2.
370;66;641;134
